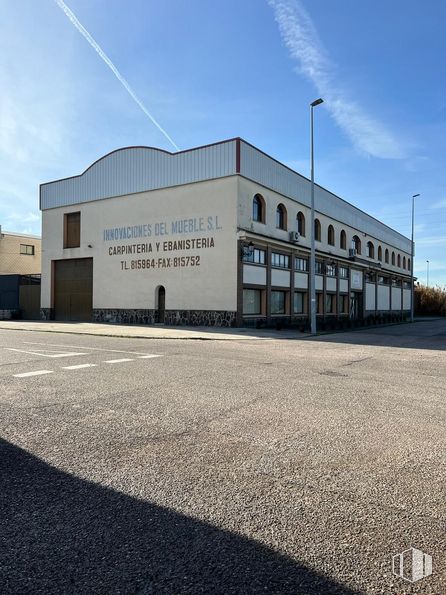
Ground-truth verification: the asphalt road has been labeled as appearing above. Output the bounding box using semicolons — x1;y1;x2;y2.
1;321;445;594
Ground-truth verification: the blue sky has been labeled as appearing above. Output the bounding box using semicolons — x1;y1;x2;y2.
1;0;445;285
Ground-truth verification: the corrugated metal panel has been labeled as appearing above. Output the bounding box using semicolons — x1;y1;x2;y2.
239;141;411;252
40;137;411;252
40;141;237;210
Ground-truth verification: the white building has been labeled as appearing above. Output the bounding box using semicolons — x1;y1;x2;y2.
40;138;413;327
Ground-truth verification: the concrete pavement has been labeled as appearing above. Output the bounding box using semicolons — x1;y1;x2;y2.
1;321;445;594
0;316;442;341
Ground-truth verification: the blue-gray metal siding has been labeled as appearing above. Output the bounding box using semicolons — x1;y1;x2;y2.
40;138;411;252
40;142;237;210
239;141;412;253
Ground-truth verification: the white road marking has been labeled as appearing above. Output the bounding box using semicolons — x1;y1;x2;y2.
14;370;54;378
62;363;97;370
137;354;163;359
104;358;134;364
5;348;87;358
23;342;155;356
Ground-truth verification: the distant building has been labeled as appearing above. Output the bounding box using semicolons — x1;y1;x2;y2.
39;139;413;327
0;227;41;320
0;227;41;275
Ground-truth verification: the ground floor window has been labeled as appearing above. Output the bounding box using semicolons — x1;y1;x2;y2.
325;293;336;314
271;290;287;314
243;289;262;315
295;257;308;271
243;248;266;264
325;264;336;277
271;252;290;268
339;294;349;314
316;292;323;314
315;261;323;274
294;291;306;314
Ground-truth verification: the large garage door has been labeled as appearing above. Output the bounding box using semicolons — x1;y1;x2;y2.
54;258;93;322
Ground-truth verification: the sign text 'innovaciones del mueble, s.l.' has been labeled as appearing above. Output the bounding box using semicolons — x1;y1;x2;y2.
102;214;223;272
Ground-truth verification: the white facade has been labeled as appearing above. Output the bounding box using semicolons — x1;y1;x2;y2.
40;139;413;326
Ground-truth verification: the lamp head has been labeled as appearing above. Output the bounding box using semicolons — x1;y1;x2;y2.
310;98;324;107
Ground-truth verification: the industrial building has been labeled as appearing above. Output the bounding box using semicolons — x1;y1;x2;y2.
40;138;413;327
0;228;41;320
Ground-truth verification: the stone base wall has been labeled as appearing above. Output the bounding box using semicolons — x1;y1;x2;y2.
164;310;237;327
40;308;53;321
93;309;157;325
93;309;237;327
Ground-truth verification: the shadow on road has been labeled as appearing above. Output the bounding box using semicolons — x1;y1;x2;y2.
0;438;359;594
305;319;446;351
151;318;446;350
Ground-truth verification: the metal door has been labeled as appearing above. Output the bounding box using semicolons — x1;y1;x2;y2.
54;258;93;322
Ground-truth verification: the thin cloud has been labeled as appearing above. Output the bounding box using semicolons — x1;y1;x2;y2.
54;0;179;151
431;198;446;209
268;0;405;159
417;236;446;246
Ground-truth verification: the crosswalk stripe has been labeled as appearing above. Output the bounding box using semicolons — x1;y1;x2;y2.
14;370;54;378
62;364;97;370
104;358;134;364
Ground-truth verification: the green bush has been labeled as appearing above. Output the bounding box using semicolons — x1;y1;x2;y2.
415;285;446;316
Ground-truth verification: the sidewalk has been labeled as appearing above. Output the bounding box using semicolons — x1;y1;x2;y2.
0;320;302;341
0;317;440;342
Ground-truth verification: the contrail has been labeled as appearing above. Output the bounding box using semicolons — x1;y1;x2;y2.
54;0;179;151
268;0;405;159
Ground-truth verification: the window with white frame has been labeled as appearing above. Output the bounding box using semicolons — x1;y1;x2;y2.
243;248;266;264
325;264;336;276
294;257;308;271
271;252;290;268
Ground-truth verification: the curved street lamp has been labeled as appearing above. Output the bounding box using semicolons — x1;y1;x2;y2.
309;98;324;334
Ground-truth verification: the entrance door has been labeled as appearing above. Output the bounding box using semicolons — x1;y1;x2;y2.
54;258;93;322
157;286;165;323
349;292;362;320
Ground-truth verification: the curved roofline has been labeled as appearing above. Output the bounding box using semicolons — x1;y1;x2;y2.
40;138;241;188
39;136;410;243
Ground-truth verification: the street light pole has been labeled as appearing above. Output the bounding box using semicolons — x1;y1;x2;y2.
426;260;430;287
310;98;324;334
410;193;420;322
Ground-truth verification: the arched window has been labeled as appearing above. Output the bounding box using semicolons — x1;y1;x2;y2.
403;256;406;269
391;252;395;265
297;211;306;236
397;254;401;268
408;258;411;270
366;241;374;259
340;230;347;250
252;194;265;223
378;246;382;261
351;235;361;254
327;225;335;246
276;203;287;230
314;218;321;242
385;249;389;264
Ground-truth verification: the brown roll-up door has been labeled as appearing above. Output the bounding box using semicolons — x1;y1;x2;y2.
54;258;93;322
